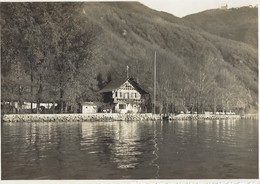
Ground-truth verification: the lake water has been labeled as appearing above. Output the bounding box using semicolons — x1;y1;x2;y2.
1;119;258;179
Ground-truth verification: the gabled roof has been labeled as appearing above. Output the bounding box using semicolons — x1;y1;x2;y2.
99;77;148;94
81;102;97;106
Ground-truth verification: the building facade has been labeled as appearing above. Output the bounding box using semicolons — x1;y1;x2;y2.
220;4;228;9
82;102;98;114
100;77;148;113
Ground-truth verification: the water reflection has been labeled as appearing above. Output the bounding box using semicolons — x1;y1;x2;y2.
2;119;258;179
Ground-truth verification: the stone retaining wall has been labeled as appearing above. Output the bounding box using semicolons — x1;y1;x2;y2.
2;113;161;122
172;114;241;120
242;114;258;119
1;113;242;123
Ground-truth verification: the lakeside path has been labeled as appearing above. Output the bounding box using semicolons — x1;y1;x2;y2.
1;113;243;122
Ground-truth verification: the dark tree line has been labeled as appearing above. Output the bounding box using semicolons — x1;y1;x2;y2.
1;3;102;113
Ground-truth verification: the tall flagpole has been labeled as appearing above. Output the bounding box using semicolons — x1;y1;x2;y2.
153;51;156;114
127;65;129;78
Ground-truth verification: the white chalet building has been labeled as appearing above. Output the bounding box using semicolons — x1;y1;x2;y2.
100;77;148;113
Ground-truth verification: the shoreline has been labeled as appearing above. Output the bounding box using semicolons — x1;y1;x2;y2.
2;113;160;122
1;113;247;122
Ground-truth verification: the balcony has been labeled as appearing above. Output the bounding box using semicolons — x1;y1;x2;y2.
113;98;143;104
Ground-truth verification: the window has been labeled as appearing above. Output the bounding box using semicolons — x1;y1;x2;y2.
125;93;129;99
115;92;117;97
134;93;137;98
125;84;131;90
120;92;122;97
119;104;126;109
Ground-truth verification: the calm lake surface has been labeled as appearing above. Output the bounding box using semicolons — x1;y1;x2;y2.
2;119;258;179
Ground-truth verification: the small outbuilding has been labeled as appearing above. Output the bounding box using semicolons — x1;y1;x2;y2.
81;102;97;114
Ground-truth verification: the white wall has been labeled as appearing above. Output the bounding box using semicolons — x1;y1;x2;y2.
115;103;141;114
82;105;97;114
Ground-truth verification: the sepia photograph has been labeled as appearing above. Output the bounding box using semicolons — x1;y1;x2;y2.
0;0;258;182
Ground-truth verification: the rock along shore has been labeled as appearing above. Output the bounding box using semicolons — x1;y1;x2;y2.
1;113;242;123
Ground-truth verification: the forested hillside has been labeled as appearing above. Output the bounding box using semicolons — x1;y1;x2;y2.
1;2;258;114
184;6;258;48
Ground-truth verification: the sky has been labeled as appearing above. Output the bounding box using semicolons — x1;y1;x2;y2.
24;0;258;17
139;0;258;17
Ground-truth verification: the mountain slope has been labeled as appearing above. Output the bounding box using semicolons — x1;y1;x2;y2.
183;6;258;48
80;2;258;111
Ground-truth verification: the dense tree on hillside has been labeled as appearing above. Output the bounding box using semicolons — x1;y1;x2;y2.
184;7;258;48
1;2;102;113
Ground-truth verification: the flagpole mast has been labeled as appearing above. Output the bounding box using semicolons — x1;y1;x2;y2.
153;51;156;114
127;65;129;78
